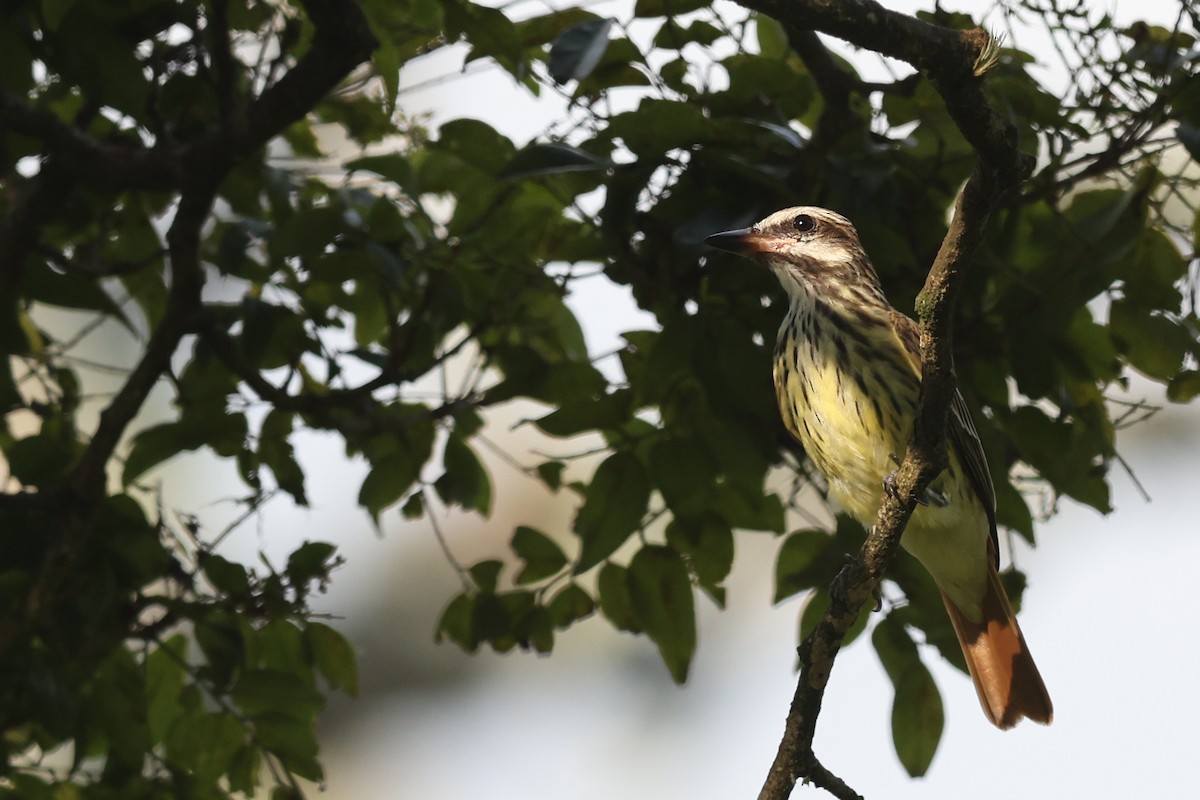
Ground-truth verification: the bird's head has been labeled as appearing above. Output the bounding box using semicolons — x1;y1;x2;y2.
705;206;883;304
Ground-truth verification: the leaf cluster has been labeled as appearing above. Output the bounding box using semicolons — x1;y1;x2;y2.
1;0;1198;793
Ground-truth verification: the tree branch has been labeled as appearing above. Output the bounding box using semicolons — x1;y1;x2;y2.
65;181;216;500
0;0;376;193
735;2;1035;798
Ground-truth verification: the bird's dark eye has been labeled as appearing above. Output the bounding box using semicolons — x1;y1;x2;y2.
792;214;815;233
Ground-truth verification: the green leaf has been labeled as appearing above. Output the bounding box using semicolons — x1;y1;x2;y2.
1177;121;1200;161
547;18;614;84
123;412;248;485
24;258;132;322
634;0;710;17
469;559;504;592
145;635;187;743
232;669;325;722
607;99;711;156
401;493;425;519
271;206;343;259
626;545;695;683
435;434;492;513
536;460;566;490
345;153;411;186
1109;299;1191;380
596;563;639;632
774;529;836;603
649;437;717;518
573;452;651;573
1122;228;1187;309
165;711;245;784
359;452;423;522
512;526;568;584
306;622;359;696
500;142;614;179
754;13;789;58
891;663;944;777
873;615;943;777
259;409;308;506
535;390;633;437
652;18;723;49
436;592;478;651
253;619;308;674
1167;370;1200;402
201;553;250;596
286;541;338;588
664;515;733;592
514;604;555;653
253;713;322;781
548;582;595;626
5;430;79;487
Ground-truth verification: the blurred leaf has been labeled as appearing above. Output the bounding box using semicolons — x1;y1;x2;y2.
873;615;943;776
891;666;944;777
548;18;614;84
5;430;80;487
200;553;250;596
436;592;479;651
634;0;710;17
286;541;338;589
123;412;247;485
1109;299;1191;380
548;582;595;626
573;452;651;572
469;560;504;592
232;670;325;722
500;142;615;179
626;545;695;682
435;434;492;514
306;622;359;696
535;390;633;437
345;153;411;186
513;526;568;584
358;420;435;522
774;529;837;603
1177;121;1200;160
597;562;639;632
1167;370;1200;403
260;409;308;506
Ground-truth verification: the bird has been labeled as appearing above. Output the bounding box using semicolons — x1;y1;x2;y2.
705;206;1052;729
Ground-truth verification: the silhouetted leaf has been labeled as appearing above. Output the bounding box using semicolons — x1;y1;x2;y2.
513;526;568;584
573;452;651;572
548;18;613;83
626;545;695;682
548;582;595;626
500;142;614;179
306;622;359;696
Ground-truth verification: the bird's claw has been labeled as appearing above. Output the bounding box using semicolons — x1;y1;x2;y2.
883;453;949;507
829;556;882;612
882;454;903;501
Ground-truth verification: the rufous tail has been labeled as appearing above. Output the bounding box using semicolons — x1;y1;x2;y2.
939;563;1053;729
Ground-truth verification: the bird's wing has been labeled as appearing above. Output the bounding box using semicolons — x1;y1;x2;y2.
888;309;1000;565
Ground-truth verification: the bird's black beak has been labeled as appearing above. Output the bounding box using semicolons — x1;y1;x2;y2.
704;228;779;255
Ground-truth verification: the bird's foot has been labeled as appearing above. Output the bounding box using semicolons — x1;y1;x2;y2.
830;556;881;612
882;454;903;501
883;454;949;507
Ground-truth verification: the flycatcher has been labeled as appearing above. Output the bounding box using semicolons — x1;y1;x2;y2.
706;206;1052;729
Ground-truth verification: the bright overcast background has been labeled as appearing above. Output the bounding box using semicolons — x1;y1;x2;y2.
89;1;1198;798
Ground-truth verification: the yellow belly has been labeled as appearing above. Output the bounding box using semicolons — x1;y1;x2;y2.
773;321;991;619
